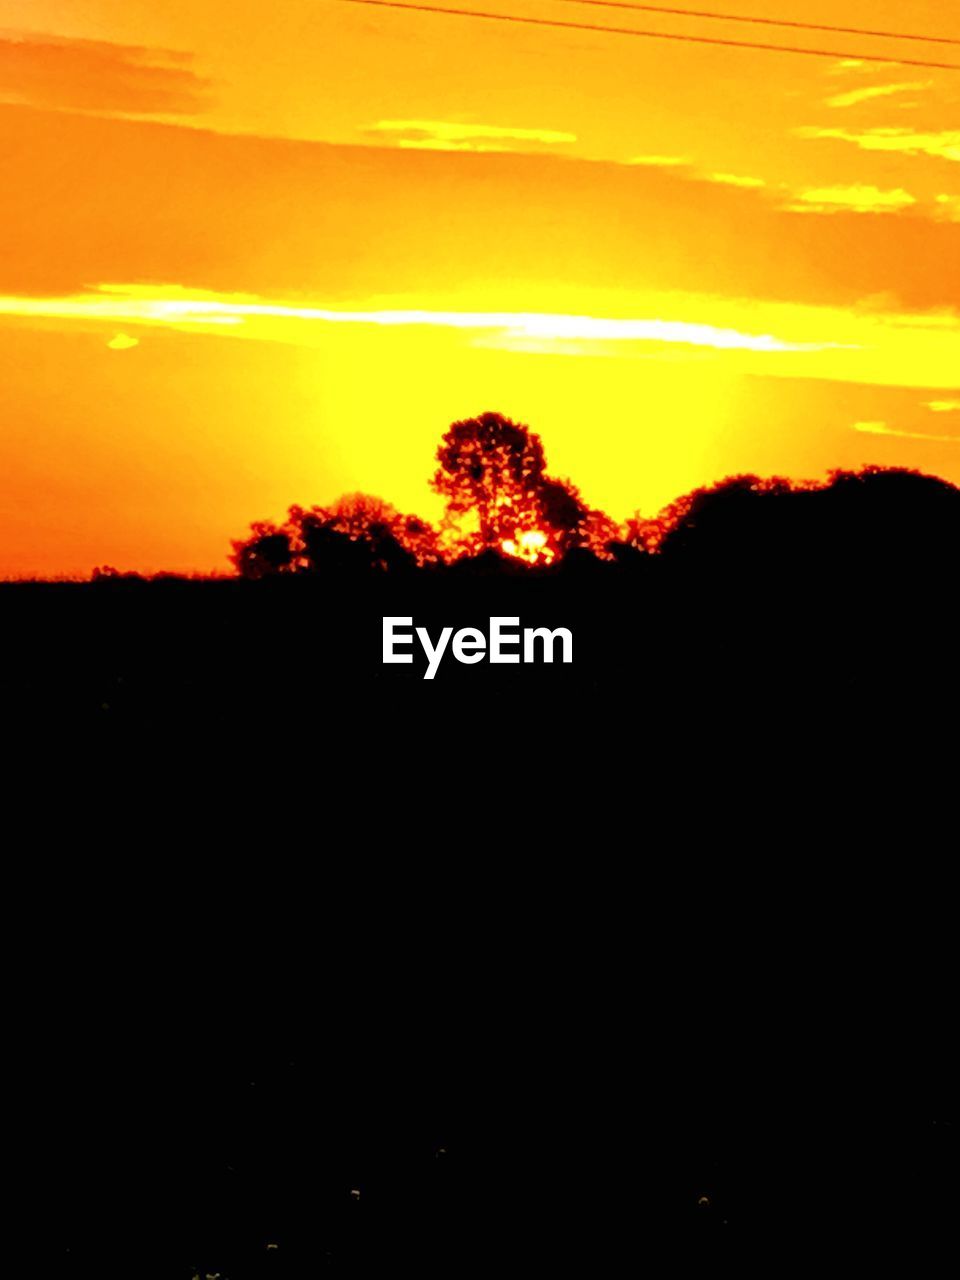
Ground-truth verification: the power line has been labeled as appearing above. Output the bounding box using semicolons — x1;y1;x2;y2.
552;1;960;49
336;0;960;70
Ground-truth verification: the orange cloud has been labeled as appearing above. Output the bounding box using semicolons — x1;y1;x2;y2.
0;31;211;116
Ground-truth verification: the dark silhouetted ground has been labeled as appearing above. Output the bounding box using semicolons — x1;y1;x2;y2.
3;474;957;1274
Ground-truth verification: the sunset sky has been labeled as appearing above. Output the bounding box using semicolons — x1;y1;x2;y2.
1;0;958;575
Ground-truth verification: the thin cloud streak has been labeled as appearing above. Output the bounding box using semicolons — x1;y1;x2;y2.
626;154;691;166
796;126;960;163
785;184;917;214
708;172;766;188
7;284;960;389
825;81;931;108
365;119;576;152
0;287;836;352
853;420;960;443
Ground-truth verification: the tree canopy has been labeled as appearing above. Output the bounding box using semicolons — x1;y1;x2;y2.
432;411;616;561
230;493;440;578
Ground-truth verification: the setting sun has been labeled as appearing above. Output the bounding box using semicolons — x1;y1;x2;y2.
503;529;553;562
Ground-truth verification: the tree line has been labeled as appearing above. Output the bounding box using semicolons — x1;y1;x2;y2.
230;410;960;578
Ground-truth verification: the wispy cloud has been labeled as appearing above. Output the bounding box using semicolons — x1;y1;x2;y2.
364;119;575;152
0;31;211;116
785;185;916;214
926;400;960;413
828;59;899;76
106;333;139;350
825;82;931;109
620;148;944;222
626;154;691;167
5;284;960;388
933;193;960;222
0;284;829;352
624;159;766;189
707;172;766;189
853;420;960;443
796;126;960;163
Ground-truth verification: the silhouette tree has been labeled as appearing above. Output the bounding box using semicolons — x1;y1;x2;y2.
653;467;960;581
432;411;548;553
535;476;620;560
231;412;960;582
230;521;296;579
432;411;618;561
231;494;440;578
620;512;665;555
654;475;797;561
310;494;442;569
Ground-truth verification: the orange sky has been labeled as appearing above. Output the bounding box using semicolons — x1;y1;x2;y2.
1;0;958;575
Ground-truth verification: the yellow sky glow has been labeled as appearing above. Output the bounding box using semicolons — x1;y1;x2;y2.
1;0;958;575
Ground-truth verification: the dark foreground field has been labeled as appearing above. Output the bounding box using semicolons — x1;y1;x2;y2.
4;549;958;733
3;540;956;1275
